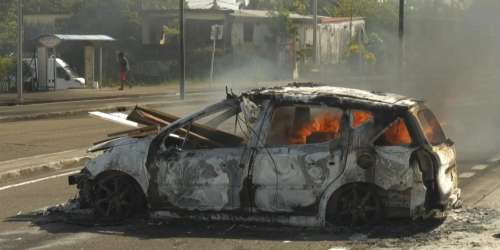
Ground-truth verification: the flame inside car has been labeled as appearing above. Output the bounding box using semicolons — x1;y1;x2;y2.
289;112;342;145
352;111;374;128
383;118;412;145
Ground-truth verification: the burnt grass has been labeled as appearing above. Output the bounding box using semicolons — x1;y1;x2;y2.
6;206;499;246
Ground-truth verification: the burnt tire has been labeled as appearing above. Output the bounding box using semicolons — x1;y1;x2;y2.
92;173;145;222
327;184;384;226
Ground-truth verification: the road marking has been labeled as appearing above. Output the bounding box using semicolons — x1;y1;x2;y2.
459;172;476;178
488;155;500;163
471;164;489;171
0;170;79;192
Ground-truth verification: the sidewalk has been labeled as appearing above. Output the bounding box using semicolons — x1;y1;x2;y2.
0;83;221;106
0;149;92;184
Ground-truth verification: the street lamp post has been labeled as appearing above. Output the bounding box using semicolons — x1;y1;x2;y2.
179;0;186;100
17;0;24;104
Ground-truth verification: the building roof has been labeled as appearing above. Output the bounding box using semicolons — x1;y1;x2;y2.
50;34;115;41
231;9;313;21
245;83;419;110
141;0;248;11
187;0;249;10
36;34;115;48
319;16;364;24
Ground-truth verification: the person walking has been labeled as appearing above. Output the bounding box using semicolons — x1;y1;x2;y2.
118;52;131;90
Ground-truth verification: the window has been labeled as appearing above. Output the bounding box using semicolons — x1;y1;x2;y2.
351;110;374;128
165;105;255;151
243;23;254;43
375;118;412;146
418;109;446;146
56;67;68;79
266;106;343;146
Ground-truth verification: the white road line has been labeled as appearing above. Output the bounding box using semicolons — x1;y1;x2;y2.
459;172;476;178
471;164;489;171
488;155;500;163
0;170;79;192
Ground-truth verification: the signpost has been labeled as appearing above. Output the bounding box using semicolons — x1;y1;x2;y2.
209;24;223;85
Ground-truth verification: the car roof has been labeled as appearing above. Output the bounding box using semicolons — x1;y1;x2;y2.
244;83;420;111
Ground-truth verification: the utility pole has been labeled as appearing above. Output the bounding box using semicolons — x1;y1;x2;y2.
398;0;405;76
179;0;186;100
17;0;24;104
313;0;319;64
399;0;405;43
399;0;405;64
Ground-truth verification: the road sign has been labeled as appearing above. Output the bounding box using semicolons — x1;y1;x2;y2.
210;25;224;41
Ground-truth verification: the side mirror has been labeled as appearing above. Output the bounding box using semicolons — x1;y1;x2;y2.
356;149;377;170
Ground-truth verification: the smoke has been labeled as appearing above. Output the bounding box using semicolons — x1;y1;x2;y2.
211;49;295;90
401;1;500;162
300;1;500;162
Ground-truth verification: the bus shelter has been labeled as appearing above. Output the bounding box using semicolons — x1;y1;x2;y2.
36;34;115;90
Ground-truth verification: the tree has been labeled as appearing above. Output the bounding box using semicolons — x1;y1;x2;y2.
0;0;18;56
332;0;398;31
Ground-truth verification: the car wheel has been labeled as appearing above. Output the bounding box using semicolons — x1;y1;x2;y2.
328;184;384;226
92;173;144;222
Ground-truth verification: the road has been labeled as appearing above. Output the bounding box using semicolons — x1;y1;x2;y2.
1;89;500;249
0;158;498;249
0;92;226;162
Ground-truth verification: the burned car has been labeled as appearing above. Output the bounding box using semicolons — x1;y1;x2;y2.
69;83;461;226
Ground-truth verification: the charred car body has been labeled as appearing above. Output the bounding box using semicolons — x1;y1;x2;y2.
69;83;461;226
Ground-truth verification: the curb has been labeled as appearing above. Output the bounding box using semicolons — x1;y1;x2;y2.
0;92;216;123
0;98;210;123
0;106;132;123
0;156;90;185
0;92;165;107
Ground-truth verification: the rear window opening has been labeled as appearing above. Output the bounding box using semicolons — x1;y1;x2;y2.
417;109;447;146
375;118;412;146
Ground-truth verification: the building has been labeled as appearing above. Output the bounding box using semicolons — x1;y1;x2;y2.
140;5;365;80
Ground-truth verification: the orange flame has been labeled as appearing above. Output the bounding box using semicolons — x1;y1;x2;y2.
289;113;342;144
383;119;412;145
352;111;373;128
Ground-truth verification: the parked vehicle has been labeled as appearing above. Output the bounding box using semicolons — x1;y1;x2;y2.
24;57;85;90
69;83;461;226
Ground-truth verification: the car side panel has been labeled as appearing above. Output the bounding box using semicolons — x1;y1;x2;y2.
152;148;245;211
252;142;344;213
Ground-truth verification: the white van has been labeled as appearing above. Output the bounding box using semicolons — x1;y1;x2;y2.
25;57;86;90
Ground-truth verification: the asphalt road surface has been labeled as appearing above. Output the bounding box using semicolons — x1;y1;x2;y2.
0;158;498;249
0;93;225;162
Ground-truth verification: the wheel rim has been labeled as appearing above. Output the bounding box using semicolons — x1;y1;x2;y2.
93;175;135;220
335;184;382;226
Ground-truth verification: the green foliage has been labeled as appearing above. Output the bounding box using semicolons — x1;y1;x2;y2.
333;0;398;31
268;9;297;41
161;23;180;46
24;0;84;14
0;0;17;56
0;56;15;80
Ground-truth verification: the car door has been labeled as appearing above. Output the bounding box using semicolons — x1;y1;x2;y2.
344;109;419;211
250;104;348;214
153;146;246;211
147;100;255;212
